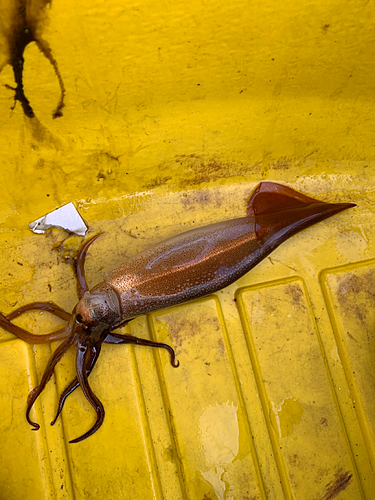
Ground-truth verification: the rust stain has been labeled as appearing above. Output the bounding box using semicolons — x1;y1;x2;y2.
143;176;173;190
288;453;300;466
216;336;225;354
284;283;305;309
175;154;262;186
336;269;375;343
158;309;221;357
272;156;293;170
145;154;263;190
318;470;353;500
181;189;213;208
0;0;65;117
167;317;201;351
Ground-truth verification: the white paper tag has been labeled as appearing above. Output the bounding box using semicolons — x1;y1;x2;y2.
29;202;88;236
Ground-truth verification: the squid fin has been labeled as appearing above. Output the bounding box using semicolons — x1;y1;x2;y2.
246;182;355;246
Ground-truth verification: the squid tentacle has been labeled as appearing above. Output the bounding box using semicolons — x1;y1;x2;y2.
106;332;180;368
6;301;71;322
70;343;105;444
0;312;70;344
26;332;76;430
51;343;102;426
76;234;103;299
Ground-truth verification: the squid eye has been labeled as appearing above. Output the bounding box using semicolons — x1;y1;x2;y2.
75;314;83;324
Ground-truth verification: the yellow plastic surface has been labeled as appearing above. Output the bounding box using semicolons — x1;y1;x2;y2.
0;0;374;499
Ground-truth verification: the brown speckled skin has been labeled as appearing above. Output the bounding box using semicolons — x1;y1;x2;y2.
88;182;354;323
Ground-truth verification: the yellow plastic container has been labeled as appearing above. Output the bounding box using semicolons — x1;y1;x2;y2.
0;0;374;498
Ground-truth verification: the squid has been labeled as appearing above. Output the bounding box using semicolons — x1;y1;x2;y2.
0;182;355;443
